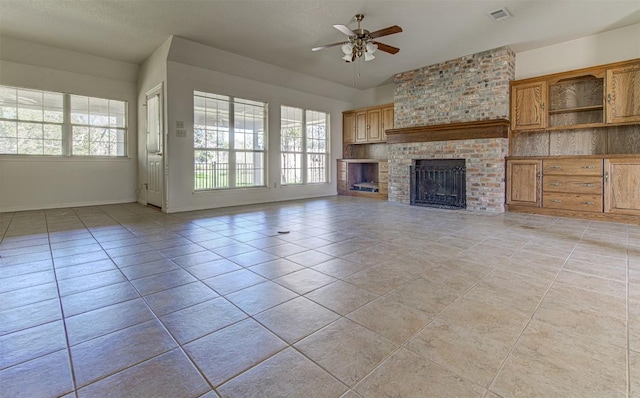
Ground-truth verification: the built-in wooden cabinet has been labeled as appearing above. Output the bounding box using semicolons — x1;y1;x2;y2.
506;159;541;207
343;104;394;144
343;112;356;143
506;156;640;223
355;111;367;142
382;106;394;142
510;58;640;134
340;104;393;200
606;63;640;124
604;158;640;215
541;158;603;213
336;159;388;199
511;82;547;131
364;108;382;142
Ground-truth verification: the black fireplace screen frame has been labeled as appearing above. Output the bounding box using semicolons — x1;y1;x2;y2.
410;159;466;209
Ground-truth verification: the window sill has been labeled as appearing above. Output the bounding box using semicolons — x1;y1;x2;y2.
0;155;131;162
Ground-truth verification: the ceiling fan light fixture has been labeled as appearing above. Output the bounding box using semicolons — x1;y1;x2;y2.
313;14;402;63
365;42;378;54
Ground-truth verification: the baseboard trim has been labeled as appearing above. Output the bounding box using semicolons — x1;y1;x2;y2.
0;198;138;213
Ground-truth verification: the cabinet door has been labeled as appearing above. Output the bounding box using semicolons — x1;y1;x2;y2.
511;81;547;131
367;109;381;142
506;159;542;206
343;112;355;144
604;158;640;215
606;64;640;124
355;111;367;142
381;106;394;142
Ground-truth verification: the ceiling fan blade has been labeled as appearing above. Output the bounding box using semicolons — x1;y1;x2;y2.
312;41;348;51
333;24;356;36
369;25;402;39
373;41;400;55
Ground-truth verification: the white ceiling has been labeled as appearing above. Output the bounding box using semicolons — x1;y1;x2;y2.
1;0;639;90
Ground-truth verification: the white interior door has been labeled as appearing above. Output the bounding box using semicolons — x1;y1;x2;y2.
146;86;163;208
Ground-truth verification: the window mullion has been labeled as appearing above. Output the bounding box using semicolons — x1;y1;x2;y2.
63;93;71;156
302;111;307;184
228;98;236;188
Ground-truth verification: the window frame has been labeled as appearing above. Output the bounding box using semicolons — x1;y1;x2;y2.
193;90;268;191
280;105;330;186
0;85;128;158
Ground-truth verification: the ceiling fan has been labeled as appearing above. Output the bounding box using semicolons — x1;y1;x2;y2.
312;14;402;62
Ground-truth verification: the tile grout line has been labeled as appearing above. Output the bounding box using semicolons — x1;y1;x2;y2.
76;208;225;397
45;209;80;398
55;208;199;395
345;252;498;396
484;224;584;394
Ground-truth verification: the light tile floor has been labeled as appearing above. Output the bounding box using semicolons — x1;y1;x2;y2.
0;196;638;397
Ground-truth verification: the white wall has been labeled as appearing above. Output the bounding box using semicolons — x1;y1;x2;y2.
162;38;353;212
0;37;139;212
137;37;172;205
351;83;395;109
515;23;640;79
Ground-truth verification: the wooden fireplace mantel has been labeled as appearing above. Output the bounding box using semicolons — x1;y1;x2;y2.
385;119;510;144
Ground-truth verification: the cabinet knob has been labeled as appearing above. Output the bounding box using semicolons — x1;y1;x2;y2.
549;182;563;186
550;199;562;203
580;201;596;205
548;165;562;170
604;171;609;182
580;183;596;187
541;103;545;110
607;93;611;103
580;165;596;169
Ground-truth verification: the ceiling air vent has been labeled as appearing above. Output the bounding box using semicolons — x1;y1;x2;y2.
487;7;512;21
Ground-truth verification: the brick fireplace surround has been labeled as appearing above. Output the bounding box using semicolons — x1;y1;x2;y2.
388;46;515;213
387;121;510;212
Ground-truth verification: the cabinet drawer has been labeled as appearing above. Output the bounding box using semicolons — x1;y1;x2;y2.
543;159;602;176
378;172;388;183
543;192;603;212
378;182;388;193
337;181;347;192
378;162;389;172
543;176;602;194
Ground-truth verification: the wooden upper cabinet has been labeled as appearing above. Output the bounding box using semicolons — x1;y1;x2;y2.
604;158;640;215
355;111;367;142
506;159;542;207
367;109;381;142
511;81;547;131
343;112;356;143
381;106;394;142
606;63;640;124
344;104;393;145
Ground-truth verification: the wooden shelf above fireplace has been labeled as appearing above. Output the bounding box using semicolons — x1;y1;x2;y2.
385;119;510;144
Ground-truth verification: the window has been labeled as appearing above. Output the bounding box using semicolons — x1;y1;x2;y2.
0;85;127;157
0;87;64;155
70;95;127;156
194;91;266;190
280;106;329;185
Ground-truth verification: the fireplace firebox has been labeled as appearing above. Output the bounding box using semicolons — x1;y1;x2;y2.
410;159;466;209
